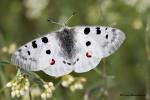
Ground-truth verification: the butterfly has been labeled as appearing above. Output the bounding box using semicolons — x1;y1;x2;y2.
11;25;125;77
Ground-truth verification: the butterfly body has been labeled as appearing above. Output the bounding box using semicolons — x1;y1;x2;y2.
56;27;76;60
11;26;125;77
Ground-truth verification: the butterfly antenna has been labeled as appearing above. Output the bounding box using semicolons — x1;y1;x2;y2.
47;19;63;26
48;12;76;27
64;12;77;26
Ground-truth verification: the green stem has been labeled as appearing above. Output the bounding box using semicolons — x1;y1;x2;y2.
94;68;102;76
145;21;150;100
55;80;62;89
29;88;32;100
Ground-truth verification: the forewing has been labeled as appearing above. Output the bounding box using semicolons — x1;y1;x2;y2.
73;26;125;58
11;32;56;71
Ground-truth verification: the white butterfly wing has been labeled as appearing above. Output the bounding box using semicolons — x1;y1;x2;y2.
73;26;125;58
72;26;125;73
11;31;73;77
11;33;53;71
73;32;103;72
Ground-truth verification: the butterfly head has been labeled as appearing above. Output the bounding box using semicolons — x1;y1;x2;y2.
48;12;76;29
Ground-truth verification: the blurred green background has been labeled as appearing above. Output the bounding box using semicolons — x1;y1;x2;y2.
0;0;150;100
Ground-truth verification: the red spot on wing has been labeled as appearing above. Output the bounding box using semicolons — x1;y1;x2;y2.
86;52;92;58
50;59;55;65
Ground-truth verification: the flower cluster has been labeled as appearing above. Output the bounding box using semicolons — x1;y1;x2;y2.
69;77;86;91
61;75;86;91
6;73;30;97
6;73;86;99
41;82;55;100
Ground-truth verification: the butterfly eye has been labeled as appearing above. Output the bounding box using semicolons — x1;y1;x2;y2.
86;52;92;58
50;59;55;65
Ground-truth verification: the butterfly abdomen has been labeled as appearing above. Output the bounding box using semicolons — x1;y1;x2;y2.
56;28;76;59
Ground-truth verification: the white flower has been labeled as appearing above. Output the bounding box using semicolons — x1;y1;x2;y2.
61;81;68;87
70;82;83;92
70;85;75;92
19;90;24;96
11;91;15;97
24;86;29;91
69;77;86;92
80;77;86;83
41;93;47;100
6;82;12;87
74;83;83;89
46;93;52;98
15;90;20;95
48;82;54;87
61;75;75;87
12;82;17;86
44;84;49;89
41;82;55;99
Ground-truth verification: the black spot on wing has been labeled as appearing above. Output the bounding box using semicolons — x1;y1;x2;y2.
63;61;66;64
112;28;116;32
84;27;90;35
73;58;79;65
46;50;51;54
106;34;108;39
32;41;37;48
27;51;30;55
96;27;101;34
67;62;71;65
42;37;48;43
86;41;91;46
